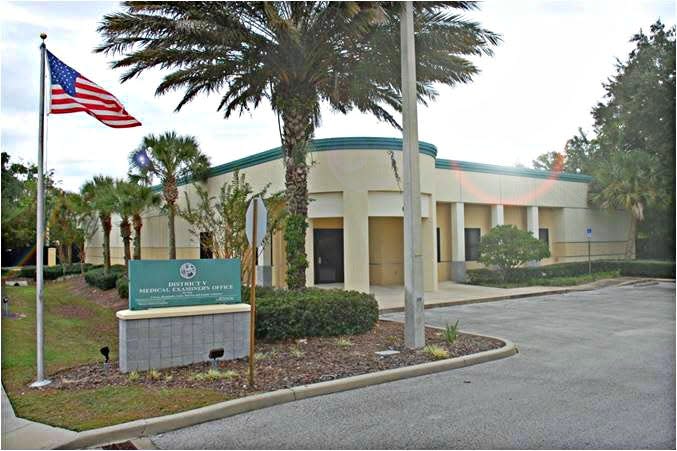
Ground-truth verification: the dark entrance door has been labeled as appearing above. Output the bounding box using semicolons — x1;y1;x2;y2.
314;229;344;284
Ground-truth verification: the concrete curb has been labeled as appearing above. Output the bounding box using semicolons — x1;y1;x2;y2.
379;277;675;314
55;337;517;449
379;288;572;314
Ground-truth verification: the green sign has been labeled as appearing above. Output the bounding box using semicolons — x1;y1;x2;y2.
128;259;241;310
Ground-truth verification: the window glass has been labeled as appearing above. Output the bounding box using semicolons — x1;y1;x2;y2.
464;228;481;261
539;228;549;246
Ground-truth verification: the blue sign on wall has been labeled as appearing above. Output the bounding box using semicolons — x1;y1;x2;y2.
128;259;242;310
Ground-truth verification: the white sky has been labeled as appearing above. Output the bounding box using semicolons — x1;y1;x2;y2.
1;0;675;192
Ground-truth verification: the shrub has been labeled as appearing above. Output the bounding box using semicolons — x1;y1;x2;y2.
478;225;550;282
467;260;676;285
443;321;460;345
84;267;125;290
249;288;378;340
116;276;129;299
423;345;449;360
127;371;140;382
18;263;94;280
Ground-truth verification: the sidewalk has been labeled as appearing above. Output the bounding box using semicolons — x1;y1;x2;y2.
1;384;77;450
372;277;644;312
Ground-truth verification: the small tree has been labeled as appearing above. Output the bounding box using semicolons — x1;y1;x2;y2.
478;225;550;282
178;171;285;282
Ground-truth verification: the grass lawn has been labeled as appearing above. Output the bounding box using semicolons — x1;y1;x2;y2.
1;281;226;431
478;270;621;288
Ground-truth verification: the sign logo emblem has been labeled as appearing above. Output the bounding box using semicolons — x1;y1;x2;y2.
179;262;197;280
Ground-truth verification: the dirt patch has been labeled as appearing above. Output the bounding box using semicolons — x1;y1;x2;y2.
61;275;127;310
48;321;503;397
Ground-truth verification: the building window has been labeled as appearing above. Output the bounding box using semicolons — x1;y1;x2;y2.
436;228;441;263
464;228;481;261
199;232;213;259
539;228;549;246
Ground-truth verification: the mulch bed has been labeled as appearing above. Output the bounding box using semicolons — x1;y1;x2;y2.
48;321;503;398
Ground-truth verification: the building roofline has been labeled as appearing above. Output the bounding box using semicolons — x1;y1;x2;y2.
435;159;593;183
161;136;591;189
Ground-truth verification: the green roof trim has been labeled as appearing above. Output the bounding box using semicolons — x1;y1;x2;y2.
205;136;438;180
435;159;593;183
160;136;591;189
170;137;437;188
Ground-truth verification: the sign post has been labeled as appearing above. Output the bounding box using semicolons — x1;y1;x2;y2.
246;197;267;386
586;227;592;275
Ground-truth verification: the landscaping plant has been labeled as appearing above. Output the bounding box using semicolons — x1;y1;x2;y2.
251;288;378;340
443;321;460;345
127;132;210;260
478;225;550;282
423;345;449;360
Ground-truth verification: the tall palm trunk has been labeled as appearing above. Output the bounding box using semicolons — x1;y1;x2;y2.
101;214;112;274
164;175;179;260
280;102;313;289
625;215;637;260
133;214;143;260
120;216;132;268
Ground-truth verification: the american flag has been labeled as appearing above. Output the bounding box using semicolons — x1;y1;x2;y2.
47;50;141;128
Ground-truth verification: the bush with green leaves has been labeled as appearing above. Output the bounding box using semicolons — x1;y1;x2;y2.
467;260;675;285
478;225;550;282
84;266;126;290
17;263;94;280
116;275;129;299
246;288;378;341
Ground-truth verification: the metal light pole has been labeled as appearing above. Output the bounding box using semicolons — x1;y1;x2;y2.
31;33;51;388
401;2;425;349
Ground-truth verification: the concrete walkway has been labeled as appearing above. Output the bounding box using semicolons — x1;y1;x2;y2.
1;385;77;450
320;278;631;311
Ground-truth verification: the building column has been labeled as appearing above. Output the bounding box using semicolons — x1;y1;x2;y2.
491;204;504;228
422;197;439;291
305;219;314;287
450;202;466;282
343;190;370;293
527;206;540;267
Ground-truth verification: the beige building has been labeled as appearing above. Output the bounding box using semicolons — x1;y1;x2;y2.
86;137;631;292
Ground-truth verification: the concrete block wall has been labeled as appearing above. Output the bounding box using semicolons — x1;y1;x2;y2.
119;311;249;373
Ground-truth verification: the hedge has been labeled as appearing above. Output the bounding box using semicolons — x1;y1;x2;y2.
17;263;95;280
242;287;379;340
116;275;129;299
84;266;126;290
467;260;675;285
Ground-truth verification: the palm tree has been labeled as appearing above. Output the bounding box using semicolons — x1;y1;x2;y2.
113;179;135;267
97;2;499;288
81;176;116;274
116;180;162;261
589;151;662;259
128;132;210;259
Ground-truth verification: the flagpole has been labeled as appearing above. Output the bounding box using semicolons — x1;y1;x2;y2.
31;32;51;388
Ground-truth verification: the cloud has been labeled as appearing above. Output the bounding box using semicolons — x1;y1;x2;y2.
1;0;674;192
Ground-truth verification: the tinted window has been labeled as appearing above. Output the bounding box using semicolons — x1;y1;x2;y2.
464;228;481;261
539;228;549;246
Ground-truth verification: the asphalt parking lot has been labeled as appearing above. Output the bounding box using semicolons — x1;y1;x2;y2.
153;282;675;449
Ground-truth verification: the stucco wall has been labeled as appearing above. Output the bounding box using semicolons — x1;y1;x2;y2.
85;138;631;290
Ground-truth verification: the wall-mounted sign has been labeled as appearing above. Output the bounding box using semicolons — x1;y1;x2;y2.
128;259;241;310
